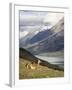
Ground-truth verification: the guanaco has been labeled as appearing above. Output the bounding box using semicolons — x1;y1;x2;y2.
25;60;41;70
25;62;37;70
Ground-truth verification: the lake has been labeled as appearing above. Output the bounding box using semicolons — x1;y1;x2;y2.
35;55;64;69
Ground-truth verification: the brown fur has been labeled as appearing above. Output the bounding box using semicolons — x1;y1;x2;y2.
25;63;37;70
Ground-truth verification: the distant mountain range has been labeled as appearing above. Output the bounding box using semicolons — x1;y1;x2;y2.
25;17;64;54
28;17;64;44
20;17;64;55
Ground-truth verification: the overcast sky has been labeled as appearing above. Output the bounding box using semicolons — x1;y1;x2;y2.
19;10;64;39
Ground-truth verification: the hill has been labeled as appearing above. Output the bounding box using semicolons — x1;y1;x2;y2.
19;48;64;79
19;58;64;79
19;48;64;71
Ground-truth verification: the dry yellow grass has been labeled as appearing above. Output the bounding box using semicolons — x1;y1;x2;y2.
19;58;64;79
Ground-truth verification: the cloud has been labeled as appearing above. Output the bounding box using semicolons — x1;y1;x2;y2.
19;10;48;26
20;31;29;39
19;10;64;27
44;13;64;26
19;11;64;39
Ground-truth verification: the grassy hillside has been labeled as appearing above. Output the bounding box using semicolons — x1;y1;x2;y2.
19;48;64;71
19;58;64;79
19;48;64;79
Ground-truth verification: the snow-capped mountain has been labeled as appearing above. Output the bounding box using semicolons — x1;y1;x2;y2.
25;17;64;55
19;25;51;47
